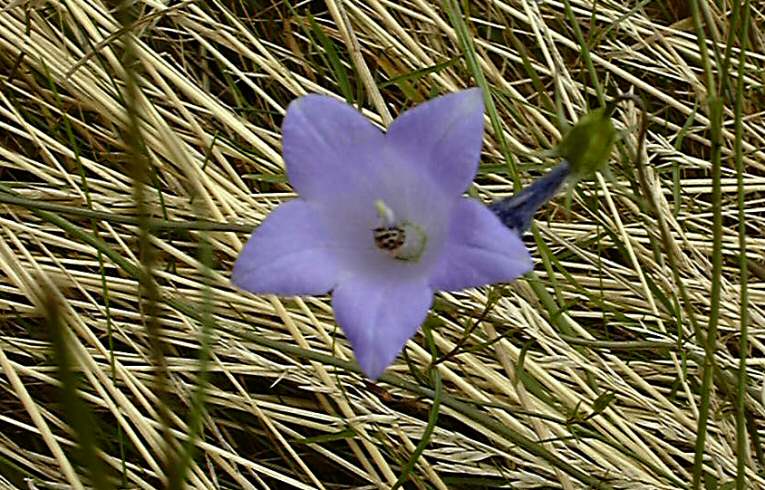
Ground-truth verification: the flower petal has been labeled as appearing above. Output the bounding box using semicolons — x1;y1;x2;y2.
282;95;384;201
332;276;433;379
232;199;340;295
429;198;533;291
387;88;484;195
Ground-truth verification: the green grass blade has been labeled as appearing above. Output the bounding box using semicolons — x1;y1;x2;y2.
732;1;752;487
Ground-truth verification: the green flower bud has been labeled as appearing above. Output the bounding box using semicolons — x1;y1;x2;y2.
556;107;616;181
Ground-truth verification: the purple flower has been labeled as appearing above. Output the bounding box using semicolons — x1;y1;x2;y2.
232;89;532;379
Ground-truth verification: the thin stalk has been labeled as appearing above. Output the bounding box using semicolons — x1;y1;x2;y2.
688;0;724;487
444;0;520;188
733;1;752;487
173;200;215;487
43;288;113;490
561;0;605;105
41;64;126;482
117;6;178;487
391;323;442;490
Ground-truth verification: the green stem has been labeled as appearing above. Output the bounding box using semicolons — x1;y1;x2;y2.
117;8;178;486
42;60;123;485
392;323;442;490
732;1;752;487
688;1;723;487
561;0;605;106
444;0;520;189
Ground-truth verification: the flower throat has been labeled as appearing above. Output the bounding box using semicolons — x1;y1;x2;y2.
373;200;427;261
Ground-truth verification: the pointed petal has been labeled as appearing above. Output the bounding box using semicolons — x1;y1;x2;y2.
232;199;340;296
282;95;384;201
332;276;433;379
387;88;484;195
429;199;533;291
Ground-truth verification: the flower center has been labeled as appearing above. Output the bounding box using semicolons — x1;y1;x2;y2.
373;200;427;261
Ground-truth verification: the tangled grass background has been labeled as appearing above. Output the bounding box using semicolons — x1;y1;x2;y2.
0;0;763;488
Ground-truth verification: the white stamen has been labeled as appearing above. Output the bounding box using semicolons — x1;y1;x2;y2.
374;199;396;227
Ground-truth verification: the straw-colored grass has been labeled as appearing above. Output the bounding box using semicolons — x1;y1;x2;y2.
0;0;763;488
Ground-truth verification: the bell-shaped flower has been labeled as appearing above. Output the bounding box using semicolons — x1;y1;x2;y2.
232;89;533;379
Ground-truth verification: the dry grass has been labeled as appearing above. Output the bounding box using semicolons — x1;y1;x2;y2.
0;0;763;488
